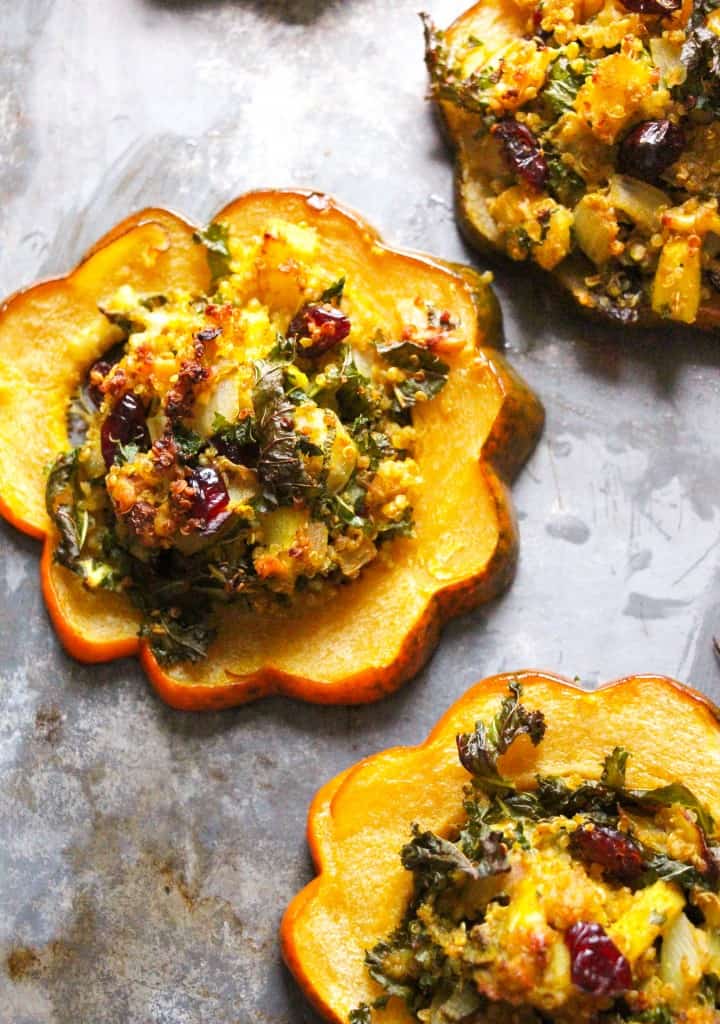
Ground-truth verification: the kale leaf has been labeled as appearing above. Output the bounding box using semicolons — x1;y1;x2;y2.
350;415;395;470
252;361;313;507
320;276;346;303
625;782;715;837
172;424;205;461
376;338;449;412
544;56;592;117
212;412;257;451
546;149;586;208
312;346;382;423
45;450;88;571
421;13;497;126
332;481;368;530
267;332;296;362
192;222;233;283
676;12;720;116
348;1006;373;1024
365;944;417;1004
401;824;509;893
642;851;705;890
601;746;629;788
629;1005;675;1023
139;605;215;665
456;681;546;793
377;507;414;540
700;973;720;1007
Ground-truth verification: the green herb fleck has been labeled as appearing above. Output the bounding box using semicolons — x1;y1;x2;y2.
193;222;233;283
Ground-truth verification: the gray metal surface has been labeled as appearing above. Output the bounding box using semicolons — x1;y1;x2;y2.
2;1;720;1021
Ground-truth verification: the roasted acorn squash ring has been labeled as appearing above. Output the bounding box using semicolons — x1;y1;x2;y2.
431;1;720;331
281;670;720;1021
0;190;543;709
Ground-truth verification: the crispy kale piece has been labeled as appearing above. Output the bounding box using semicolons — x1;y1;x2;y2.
628;1007;675;1023
678;26;720;113
349;415;395;470
675;0;720;115
192;222;232;283
377;507;414;540
172;424;205;461
252;361;314;508
348;1006;373;1024
376;338;449;413
402;823;509;900
139;605;215;665
211;412;258;464
602;746;629;788
46;450;87;571
365;942;418;1006
543;55;594;117
311;345;383;423
320;276;346;303
421;12;497;126
546;148;586;207
641;851;706;890
456;681;546;793
626;782;715;837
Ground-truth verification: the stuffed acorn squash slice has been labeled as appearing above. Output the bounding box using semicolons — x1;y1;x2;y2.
282;671;720;1022
425;0;720;328
0;190;542;708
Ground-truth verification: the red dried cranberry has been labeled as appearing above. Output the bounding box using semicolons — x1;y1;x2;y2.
565;922;632;996
101;393;150;469
620;0;680;12
492;119;548;190
617;120;685;181
288;303;351;356
570;826;645;883
189;466;230;533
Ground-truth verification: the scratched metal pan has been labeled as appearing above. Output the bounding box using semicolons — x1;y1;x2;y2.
2;2;720;1022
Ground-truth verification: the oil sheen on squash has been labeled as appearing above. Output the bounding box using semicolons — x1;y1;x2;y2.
351;684;720;1023
424;0;720;326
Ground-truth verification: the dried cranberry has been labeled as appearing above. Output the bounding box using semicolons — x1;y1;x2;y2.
101;393;150;468
288;303;351;356
617;120;686;182
492;119;548;190
570;826;645;883
188;466;230;533
565;922;632;996
620;0;680;12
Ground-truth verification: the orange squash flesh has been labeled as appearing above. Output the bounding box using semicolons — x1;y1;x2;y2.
0;190;542;708
281;670;720;1022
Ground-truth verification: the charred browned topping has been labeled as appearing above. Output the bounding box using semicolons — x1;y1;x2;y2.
169;477;196;517
165;359;209;421
151;435;178;470
125;500;158;546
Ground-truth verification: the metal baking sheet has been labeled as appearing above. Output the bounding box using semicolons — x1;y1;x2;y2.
2;2;720;1021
